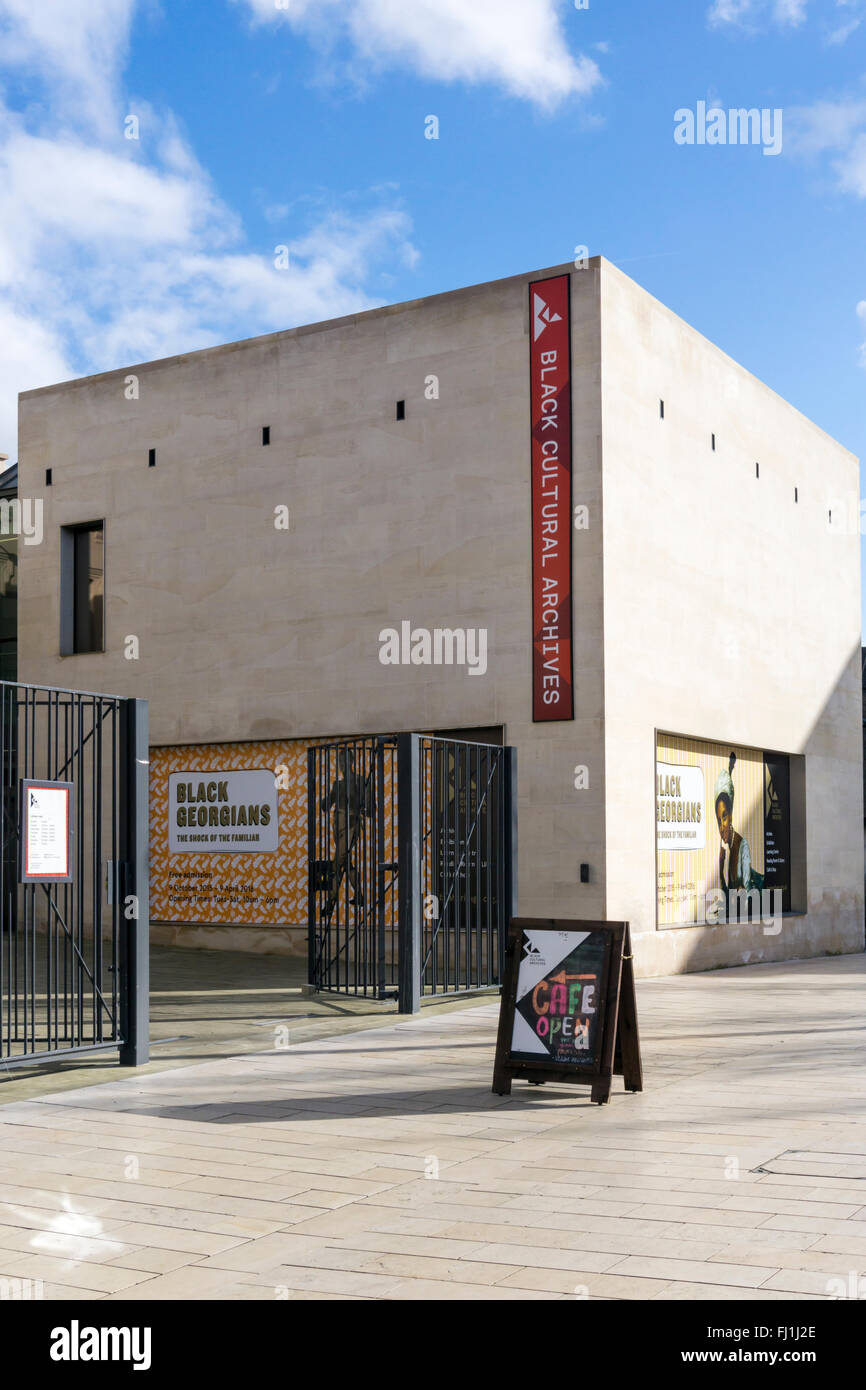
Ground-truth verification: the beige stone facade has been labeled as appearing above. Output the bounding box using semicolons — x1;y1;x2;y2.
16;258;864;975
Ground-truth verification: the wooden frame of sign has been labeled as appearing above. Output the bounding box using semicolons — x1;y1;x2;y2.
492;917;642;1105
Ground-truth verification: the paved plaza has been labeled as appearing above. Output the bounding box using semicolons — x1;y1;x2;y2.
1;953;866;1301
0;946;489;1105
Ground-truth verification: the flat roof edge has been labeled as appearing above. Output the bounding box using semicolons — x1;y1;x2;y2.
17;255;858;465
18;258;598;401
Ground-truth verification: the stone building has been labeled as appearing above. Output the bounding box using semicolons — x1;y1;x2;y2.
16;258;864;975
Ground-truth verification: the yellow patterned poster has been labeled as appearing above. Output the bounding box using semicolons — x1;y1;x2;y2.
150;740;314;926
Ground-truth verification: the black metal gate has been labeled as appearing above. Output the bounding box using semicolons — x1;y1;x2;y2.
0;681;149;1071
307;733;516;1012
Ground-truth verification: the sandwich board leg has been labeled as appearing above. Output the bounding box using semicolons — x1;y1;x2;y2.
593;923;625;1105
591;1079;611;1105
618;925;643;1093
492;933;517;1096
492;1066;512;1096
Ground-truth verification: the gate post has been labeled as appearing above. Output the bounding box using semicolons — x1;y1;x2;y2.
119;698;150;1066
397;732;421;1014
501;747;518;980
306;747;316;988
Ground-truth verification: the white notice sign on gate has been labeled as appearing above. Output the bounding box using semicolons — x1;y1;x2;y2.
20;780;74;882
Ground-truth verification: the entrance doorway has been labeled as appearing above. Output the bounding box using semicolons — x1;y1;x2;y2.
307;733;516;1012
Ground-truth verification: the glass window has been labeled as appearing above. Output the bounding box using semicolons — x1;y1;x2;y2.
72;523;104;654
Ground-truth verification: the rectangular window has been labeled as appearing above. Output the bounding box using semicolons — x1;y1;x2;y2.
396;400;405;421
148;448;156;468
262;426;270;446
659;399;664;419
61;522;104;655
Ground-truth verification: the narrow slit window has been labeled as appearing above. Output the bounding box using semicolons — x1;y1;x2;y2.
148;448;156;468
659;399;664;419
45;468;52;486
756;462;760;478
795;487;798;503
711;433;716;452
262;426;270;446
396;400;405;421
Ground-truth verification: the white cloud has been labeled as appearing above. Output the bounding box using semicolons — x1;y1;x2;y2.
0;125;232;257
708;0;752;21
708;0;866;39
837;132;866;194
786;97;866;195
0;305;72;443
708;0;806;26
787;98;866;154
0;1;419;455
775;0;809;21
827;0;865;41
240;0;601;110
707;0;806;27
0;0;135;136
828;15;863;40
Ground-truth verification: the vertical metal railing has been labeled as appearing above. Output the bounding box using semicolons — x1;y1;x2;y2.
307;736;399;999
0;681;148;1070
308;732;516;1011
418;735;509;1000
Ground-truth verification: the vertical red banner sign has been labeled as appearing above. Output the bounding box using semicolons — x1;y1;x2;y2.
529;273;574;721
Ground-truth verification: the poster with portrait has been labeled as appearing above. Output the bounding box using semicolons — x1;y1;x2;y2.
656;733;791;927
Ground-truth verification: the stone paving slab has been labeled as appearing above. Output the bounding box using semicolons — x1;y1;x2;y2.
1;952;865;1301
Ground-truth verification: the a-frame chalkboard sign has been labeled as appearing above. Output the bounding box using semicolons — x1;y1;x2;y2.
492;918;642;1105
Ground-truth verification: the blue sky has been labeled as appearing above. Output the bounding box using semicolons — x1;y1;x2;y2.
1;0;865;618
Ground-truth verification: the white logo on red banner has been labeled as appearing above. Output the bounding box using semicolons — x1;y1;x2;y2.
532;293;562;341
